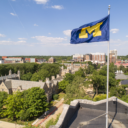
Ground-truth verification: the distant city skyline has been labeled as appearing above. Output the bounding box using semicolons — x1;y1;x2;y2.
0;0;128;56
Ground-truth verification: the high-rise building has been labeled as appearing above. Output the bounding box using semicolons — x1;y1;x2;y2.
110;49;117;59
84;54;92;61
91;53;106;64
109;49;117;63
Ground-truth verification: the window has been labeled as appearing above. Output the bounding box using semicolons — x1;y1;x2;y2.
2;89;4;91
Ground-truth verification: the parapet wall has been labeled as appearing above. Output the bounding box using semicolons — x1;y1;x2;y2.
50;97;128;128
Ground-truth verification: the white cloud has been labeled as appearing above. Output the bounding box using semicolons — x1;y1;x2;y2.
34;24;38;26
126;35;128;37
110;39;128;46
51;5;63;10
110;29;119;33
63;30;72;36
10;13;17;16
32;36;67;45
18;38;27;40
0;40;26;45
0;34;6;37
48;33;51;35
34;0;49;4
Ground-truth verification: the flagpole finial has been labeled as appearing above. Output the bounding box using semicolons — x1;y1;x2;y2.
108;5;110;14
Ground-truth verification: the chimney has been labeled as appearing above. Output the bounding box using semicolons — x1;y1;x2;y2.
9;69;12;75
51;76;55;80
56;74;60;78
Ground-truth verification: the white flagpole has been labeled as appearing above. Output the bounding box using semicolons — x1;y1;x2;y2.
106;5;110;128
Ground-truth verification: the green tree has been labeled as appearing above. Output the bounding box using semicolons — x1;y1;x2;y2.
0;91;8;117
31;64;60;82
85;65;95;74
4;91;24;120
75;68;85;77
91;71;106;95
65;76;91;104
110;85;128;98
21;72;32;81
58;80;69;92
30;72;40;81
21;87;49;120
64;73;74;83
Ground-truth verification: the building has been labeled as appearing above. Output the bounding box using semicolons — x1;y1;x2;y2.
115;60;128;68
115;70;128;80
91;53;106;64
25;58;30;62
109;49;117;63
0;60;4;64
30;58;37;63
0;70;63;101
2;56;7;60
84;54;92;62
36;58;46;63
72;54;84;62
2;56;24;64
50;97;128;128
109;53;116;63
48;57;55;63
110;49;117;59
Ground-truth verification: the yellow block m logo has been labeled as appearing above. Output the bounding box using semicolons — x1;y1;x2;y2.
79;22;103;38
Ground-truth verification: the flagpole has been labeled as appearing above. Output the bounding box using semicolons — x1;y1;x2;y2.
106;5;110;128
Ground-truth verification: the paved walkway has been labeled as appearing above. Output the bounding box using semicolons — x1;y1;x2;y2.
34;98;64;127
0;121;24;128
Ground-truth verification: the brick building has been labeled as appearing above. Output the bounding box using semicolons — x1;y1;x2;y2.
84;54;92;62
2;56;7;60
109;53;116;63
109;49;117;63
115;60;128;68
91;53;106;64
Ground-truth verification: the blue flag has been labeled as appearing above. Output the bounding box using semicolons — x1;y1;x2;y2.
70;15;110;44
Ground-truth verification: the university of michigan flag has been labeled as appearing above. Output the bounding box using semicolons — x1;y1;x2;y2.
70;15;110;44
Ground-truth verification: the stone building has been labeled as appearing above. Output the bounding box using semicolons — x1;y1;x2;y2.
0;65;79;101
48;57;55;63
0;70;63;101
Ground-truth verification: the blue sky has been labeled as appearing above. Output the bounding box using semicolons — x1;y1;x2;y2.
0;0;128;56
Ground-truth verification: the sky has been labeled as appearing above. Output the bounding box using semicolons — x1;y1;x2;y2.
0;0;128;56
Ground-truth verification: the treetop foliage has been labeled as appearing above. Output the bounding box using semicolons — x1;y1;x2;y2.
2;87;49;121
0;63;62;82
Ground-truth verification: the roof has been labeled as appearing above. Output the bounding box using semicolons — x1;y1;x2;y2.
50;97;128;128
121;79;128;85
0;74;18;81
5;79;46;90
115;73;128;80
115;62;128;66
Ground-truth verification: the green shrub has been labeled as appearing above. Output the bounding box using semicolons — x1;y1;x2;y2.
93;94;110;101
53;94;59;100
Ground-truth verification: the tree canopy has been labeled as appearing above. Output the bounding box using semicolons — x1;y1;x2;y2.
3;87;49;121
